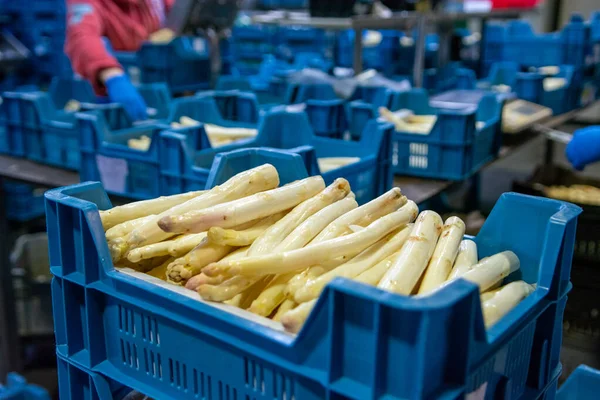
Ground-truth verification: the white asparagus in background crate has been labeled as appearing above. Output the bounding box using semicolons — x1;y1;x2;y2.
158;176;326;234
100;191;205;230
313;187;406;242
168;233;208;257
295;221;415;303
447;240;479;280
355;252;403;286
378;211;443;295
120;164;280;257
459;251;520;292
204;123;258;140
273;299;297;322
281;300;317;334
418;217;466;295
482;281;535;327
317;157;360;173
207;212;286;247
204;202;419;277
105;214;156;241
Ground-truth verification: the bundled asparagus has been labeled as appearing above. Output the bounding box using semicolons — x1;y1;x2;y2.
97;164;534;337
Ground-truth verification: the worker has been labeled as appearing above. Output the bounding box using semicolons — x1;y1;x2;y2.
65;0;174;120
566;126;600;170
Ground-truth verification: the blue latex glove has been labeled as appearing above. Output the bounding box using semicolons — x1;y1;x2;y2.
566;126;600;170
105;74;148;121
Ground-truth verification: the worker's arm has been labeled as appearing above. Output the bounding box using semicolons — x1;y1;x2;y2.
65;0;147;120
566;126;600;170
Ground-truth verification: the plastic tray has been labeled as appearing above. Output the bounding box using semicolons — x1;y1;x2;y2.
3;180;45;222
482;15;588;70
0;372;50;400
557;365;600;399
386;88;502;180
512;164;600;264
137;37;211;94
336;30;401;76
161;104;393;205
46;179;580;399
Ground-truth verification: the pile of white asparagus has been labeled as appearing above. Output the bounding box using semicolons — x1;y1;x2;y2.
100;164;534;334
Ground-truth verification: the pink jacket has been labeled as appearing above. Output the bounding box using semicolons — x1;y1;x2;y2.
65;0;174;94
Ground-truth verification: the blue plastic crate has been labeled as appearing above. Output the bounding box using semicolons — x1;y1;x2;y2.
258;0;307;9
277;27;331;58
161;104;393;204
46;176;580;400
0;372;51;400
137;37;211;94
231;25;276;71
482;15;588;70
337;30;401;76
463;62;577;115
557;365;600;399
4;181;45;222
386;88;502;180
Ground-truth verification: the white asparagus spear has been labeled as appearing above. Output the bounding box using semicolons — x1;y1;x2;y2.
418;216;466;294
447;240;478;280
166;238;234;283
274;197;358;252
207;212;286;247
480;287;502;302
105;215;156;241
378;211;443;295
285;266;328;298
127;240;175;263
184;247;248;290
273;299;297;322
281;300;317;334
168;233;208;257
204;123;258;139
248;272;297;316
248;198;358;315
354;252;402;286
294;223;413;303
203;201;419;277
459;251;520;293
197;275;256;302
482;280;534;327
100;191;205;230
158;176;326;234
248;178;351;256
312;188;406;242
124;164;280;252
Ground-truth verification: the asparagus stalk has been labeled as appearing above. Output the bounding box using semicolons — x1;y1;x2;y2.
105;214;156;241
272;299;297;322
204;201;418;277
447;240;478;280
100;191;205;230
354;252;402;286
168;233;208;257
378;211;443;295
281;300;317;334
206;212;286;247
294;223;413;303
417;216;466;295
158;176;326;234
482;280;534;327
166;238;234;283
459;251;520;293
122;164;280;256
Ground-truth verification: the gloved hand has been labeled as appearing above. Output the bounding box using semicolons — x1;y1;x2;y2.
566;126;600;170
105;74;148;121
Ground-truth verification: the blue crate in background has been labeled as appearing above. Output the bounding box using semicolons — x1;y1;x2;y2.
396;32;439;75
77;106;170;200
3;181;45;222
386;88;502;180
482;15;588;70
231;25;276;74
137;37;211;94
161;103;393;204
0;372;51;400
277;27;331;57
46;169;580;400
258;0;307;9
462;62;578;115
557;365;600;399
337;30;401;76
